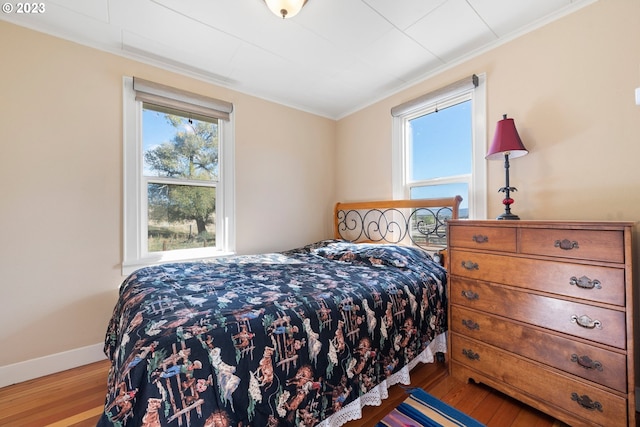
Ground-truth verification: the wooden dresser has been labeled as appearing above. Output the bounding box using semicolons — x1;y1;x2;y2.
446;220;635;427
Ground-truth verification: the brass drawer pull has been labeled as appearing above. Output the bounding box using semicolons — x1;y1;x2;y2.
472;234;489;243
555;239;579;250
570;354;603;371
571;393;603;412
461;290;479;300
462;348;480;360
570;276;602;290
462;319;480;330
461;260;479;270
571;314;602;329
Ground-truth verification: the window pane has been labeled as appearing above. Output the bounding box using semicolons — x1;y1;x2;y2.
410;184;469;218
147;183;216;252
143;104;219;182
409;100;471;181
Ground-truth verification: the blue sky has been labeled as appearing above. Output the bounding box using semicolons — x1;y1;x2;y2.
142;109;178;151
409;100;471;209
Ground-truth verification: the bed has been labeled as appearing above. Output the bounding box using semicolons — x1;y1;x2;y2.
98;196;462;427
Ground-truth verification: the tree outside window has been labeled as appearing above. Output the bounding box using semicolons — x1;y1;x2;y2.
143;105;218;252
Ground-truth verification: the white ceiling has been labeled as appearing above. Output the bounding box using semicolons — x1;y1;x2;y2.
1;0;593;119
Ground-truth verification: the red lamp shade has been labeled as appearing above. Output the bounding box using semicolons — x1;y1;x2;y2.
486;115;528;160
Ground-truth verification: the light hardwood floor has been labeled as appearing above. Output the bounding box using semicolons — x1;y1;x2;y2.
0;358;573;427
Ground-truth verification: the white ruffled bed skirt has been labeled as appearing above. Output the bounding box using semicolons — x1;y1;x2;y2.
316;332;448;427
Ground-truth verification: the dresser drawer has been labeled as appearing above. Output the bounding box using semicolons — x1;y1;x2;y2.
450;250;625;306
451;306;627;392
451;334;628;427
519;228;625;263
449;225;517;252
450;278;626;349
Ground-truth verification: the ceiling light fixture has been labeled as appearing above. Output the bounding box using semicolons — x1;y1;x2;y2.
264;0;308;19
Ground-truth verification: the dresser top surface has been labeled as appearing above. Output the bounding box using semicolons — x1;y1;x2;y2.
447;219;634;229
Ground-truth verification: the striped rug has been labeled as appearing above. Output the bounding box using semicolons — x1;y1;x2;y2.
376;388;486;427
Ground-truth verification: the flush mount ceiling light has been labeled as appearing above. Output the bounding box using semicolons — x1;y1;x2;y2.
264;0;308;19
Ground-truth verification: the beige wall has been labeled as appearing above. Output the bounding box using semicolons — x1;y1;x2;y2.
0;21;335;367
337;0;640;224
234;97;336;255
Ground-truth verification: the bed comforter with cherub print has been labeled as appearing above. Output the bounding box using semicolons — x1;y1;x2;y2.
98;240;448;427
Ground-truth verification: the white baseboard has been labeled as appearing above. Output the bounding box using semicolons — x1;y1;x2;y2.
0;343;106;388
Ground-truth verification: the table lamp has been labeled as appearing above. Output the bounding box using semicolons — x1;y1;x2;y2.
486;114;528;220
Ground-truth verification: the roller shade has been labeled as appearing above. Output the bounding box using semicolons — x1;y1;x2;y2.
391;74;478;117
133;77;233;121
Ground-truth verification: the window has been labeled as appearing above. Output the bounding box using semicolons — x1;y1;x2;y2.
392;74;487;219
123;77;235;274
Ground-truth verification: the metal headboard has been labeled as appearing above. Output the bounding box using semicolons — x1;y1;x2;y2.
333;196;463;250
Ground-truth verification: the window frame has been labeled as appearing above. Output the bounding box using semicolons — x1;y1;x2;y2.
392;73;487;219
122;77;235;275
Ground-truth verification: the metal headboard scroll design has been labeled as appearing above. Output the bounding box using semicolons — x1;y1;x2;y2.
335;196;462;248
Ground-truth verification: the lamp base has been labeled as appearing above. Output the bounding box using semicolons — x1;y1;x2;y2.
497;212;520;220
